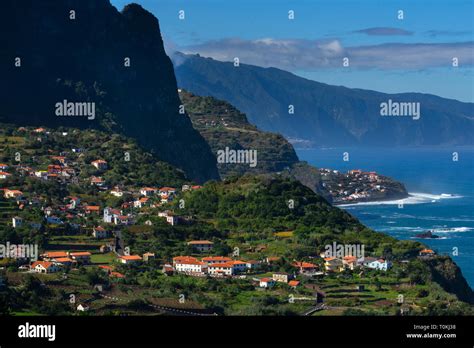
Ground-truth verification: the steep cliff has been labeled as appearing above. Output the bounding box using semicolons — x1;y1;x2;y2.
0;1;219;183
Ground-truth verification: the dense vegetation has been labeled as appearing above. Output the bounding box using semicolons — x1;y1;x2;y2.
180;90;299;177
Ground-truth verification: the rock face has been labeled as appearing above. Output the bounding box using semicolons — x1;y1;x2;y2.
173;52;474;147
0;1;219;183
424;256;474;304
415;231;440;239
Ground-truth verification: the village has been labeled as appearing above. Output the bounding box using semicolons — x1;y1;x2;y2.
0;126;440;315
319;168;408;204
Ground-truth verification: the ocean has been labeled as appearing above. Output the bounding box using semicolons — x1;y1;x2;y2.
296;146;474;288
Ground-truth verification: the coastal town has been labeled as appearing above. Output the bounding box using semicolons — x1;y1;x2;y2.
0;125;461;317
318;168;408;204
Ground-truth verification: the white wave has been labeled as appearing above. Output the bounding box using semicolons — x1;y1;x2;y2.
432;227;474;233
337;192;462;207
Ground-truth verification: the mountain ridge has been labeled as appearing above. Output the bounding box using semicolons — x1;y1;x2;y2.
173;52;474;147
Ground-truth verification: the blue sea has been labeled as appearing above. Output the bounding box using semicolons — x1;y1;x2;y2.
296;147;474;289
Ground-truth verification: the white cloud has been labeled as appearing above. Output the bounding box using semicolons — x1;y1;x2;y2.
179;38;474;71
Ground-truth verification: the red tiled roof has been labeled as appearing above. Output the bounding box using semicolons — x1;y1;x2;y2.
85;206;100;211
209;262;233;268
187;240;213;245
31;261;54;269
120;255;142;261
202;256;232;262
288;280;300;287
160;187;176;192
110;272;125;278
173;256;199;263
70;252;91;257
292;261;316;268
54;257;73;263
43;251;68;258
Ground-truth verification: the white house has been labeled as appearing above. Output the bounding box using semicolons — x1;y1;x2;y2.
365;258;392;271
110;186;124;197
77;304;90;312
259;278;276;288
140;187;158;197
173;256;207;274
31;261;60;274
245;260;260;270
103;207;123;224
208;262;234;276
158;211;179;226
134;197;150;209
12;216;23;228
207;260;247;276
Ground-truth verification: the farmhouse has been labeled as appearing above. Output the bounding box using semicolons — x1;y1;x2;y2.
70;252;91;263
365;259;392;271
202;256;232;265
118;255;142;264
159;187;176;197
324;257;343;272
91;159;108;170
292;261;317;274
187;240;214;252
31;261;60;273
140;187;158;197
92;226;109;239
259;278;276;288
173;256;207;274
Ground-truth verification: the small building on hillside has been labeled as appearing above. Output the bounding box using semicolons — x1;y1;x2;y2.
272;272;293;283
31;261;60;274
118;255;142;265
70;252;91;264
91;159;108;170
12;216;23;228
187;240;214;252
259;278;276;288
92;226;109;239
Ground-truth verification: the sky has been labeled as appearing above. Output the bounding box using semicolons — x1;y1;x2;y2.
111;0;474;102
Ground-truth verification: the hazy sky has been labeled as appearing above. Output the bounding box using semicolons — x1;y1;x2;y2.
111;0;474;102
